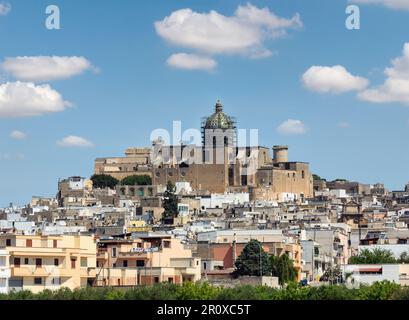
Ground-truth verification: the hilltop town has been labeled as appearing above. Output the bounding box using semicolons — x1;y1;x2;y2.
1;101;409;294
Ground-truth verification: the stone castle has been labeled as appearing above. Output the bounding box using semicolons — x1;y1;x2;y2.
94;101;313;201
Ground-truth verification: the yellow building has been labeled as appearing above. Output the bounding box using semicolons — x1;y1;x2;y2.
0;234;97;293
96;234;201;286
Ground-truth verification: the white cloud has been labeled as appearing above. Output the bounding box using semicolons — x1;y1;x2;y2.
57;136;94;148
167;53;217;71
0;153;24;161
155;3;302;58
351;0;409;10
9;130;27;140
0;82;70;118
338;121;350;128
359;43;409;105
1;56;94;82
277;119;307;135
0;1;11;16
302;65;369;94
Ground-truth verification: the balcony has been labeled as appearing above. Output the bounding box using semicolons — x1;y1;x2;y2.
11;266;72;278
7;247;66;257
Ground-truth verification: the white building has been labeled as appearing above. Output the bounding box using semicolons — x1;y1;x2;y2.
67;176;87;190
343;264;409;286
0;249;10;294
197;229;284;243
315;189;348;198
200;193;249;210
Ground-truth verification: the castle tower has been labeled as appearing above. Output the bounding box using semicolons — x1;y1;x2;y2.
201;100;237;148
273;145;289;163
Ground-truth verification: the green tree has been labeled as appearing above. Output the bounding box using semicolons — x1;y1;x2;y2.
349;248;396;264
121;175;152;186
322;266;343;284
163;181;178;219
312;174;324;181
398;251;409;264
270;253;297;285
91;174;119;189
233;240;271;277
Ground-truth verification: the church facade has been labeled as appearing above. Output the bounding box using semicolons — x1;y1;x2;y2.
94;101;313;201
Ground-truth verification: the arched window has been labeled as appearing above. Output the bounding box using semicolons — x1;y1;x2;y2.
213;136;217;148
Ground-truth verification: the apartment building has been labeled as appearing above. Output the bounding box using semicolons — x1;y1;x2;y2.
343;264;409;286
96;234;201;286
0;234;97;293
0;249;10;294
196;229;302;280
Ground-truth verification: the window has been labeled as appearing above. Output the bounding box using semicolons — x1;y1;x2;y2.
26;239;32;247
123;260;128;268
168;277;173;284
163;241;171;248
80;257;87;268
302;171;305;179
71;258;76;269
36;258;42;268
24;258;29;265
112;247;117;258
51;277;61;285
34;277;42;285
136;260;145;267
203;262;207;270
154;277;159;283
14;257;20;267
53;240;58;248
6;239;11;246
54;259;59;267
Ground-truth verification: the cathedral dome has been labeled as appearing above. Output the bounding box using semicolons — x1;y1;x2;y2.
204;100;235;130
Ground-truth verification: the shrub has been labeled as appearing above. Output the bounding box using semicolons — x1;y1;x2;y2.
0;282;405;300
176;282;220;300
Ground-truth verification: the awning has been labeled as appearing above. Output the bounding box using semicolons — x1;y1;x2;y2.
358;267;382;273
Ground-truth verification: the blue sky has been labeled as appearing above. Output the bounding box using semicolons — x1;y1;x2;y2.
1;0;409;206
